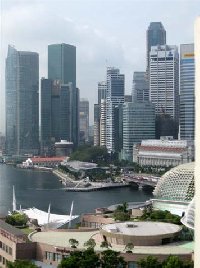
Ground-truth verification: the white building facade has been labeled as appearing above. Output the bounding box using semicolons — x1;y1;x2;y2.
150;45;179;121
135;138;193;167
106;68;124;153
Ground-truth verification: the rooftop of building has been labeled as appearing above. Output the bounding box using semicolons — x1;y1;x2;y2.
0;219;27;238
30;229;193;255
101;221;181;236
62;160;98;171
30;157;66;163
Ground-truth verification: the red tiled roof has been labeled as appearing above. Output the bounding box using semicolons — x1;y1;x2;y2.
139;146;186;152
31;157;65;163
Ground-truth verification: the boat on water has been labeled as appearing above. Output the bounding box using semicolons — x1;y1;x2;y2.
11;186;79;229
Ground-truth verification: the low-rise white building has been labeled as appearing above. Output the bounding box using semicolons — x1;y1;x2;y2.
134;138;193;167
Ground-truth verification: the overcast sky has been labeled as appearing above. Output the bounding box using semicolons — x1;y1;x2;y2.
0;0;199;133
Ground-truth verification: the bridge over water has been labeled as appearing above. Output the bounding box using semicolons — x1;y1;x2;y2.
123;174;160;189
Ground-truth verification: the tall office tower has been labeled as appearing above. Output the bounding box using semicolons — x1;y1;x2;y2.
5;45;39;155
41;78;53;154
98;81;107;104
48;43;79;147
180;44;195;141
100;99;106;147
94;104;100;146
146;22;166;74
106;67;125;153
122;101;155;161
41;79;73;154
132;72;149;102
150;45;179;121
79;99;89;144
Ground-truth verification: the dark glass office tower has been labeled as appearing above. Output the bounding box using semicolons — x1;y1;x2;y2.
146;22;166;72
48;43;79;147
5;45;39;155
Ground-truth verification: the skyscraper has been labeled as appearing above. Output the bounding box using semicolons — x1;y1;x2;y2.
122;101;155;161
79;99;89;144
48;43;79;147
149;45;179;121
94;104;100;146
132;72;149;102
146;22;166;73
180;44;195;141
98;81;107;105
5;45;39;155
106;67;125;153
41;78;53;154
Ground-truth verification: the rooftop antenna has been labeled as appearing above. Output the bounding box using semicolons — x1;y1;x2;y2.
68;201;74;229
12;185;16;212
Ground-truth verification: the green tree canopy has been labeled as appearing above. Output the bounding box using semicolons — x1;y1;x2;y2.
58;248;100;268
69;238;79;248
101;249;127;268
7;260;39;268
84;238;96;249
5;212;28;226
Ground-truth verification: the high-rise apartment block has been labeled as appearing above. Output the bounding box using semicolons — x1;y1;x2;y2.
79;99;89;144
106;68;125;153
48;43;79;147
122;101;155;161
146;22;166;73
132;72;149;102
180;44;195;141
5;45;39;155
149;45;179;121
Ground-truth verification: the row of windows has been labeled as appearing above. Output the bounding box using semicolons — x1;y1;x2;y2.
45;251;68;262
0;241;12;256
0;255;9;266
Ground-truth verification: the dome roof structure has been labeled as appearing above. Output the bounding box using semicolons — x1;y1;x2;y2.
153;162;194;202
181;197;195;230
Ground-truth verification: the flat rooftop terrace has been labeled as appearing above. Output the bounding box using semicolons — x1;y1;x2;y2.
101;222;181;236
30;230;194;255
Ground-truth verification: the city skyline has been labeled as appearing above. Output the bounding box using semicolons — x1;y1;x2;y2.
0;0;199;132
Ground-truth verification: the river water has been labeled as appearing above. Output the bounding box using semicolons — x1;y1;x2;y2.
0;165;152;216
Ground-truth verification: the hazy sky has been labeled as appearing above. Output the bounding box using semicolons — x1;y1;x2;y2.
0;0;199;133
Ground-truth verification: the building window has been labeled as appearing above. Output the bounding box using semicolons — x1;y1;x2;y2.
54;253;62;262
45;251;53;261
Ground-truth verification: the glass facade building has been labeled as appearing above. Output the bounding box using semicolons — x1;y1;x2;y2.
79;99;89;144
5;45;39;155
132;72;149;102
48;43;79;147
146;22;166;73
122;101;155;161
180;44;195;141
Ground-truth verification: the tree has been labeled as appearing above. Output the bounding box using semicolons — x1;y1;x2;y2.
58;248;101;268
84;238;96;249
69;238;79;248
5;212;28;226
7;260;39;268
137;256;161;268
124;242;134;253
101;249;127;268
162;256;184;268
